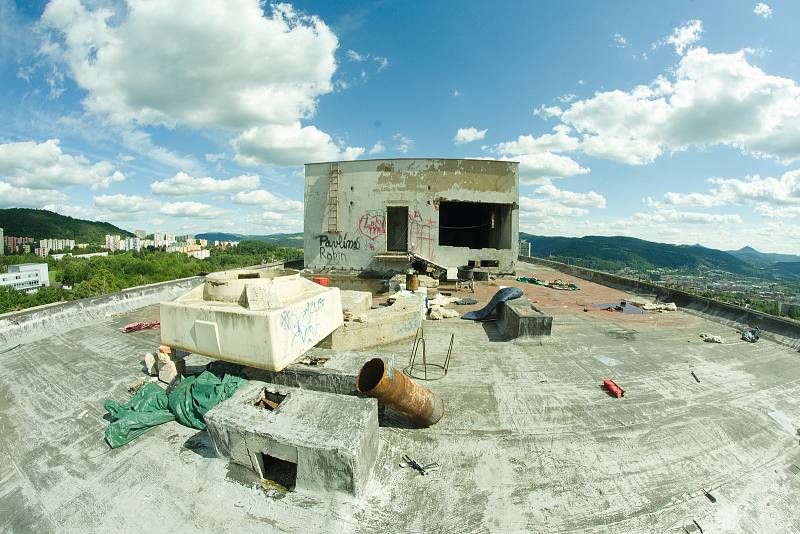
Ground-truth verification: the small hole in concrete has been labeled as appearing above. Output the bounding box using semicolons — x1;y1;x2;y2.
238;273;260;279
427;185;431;190
357;358;385;393
255;390;286;410
260;453;297;490
350;186;354;191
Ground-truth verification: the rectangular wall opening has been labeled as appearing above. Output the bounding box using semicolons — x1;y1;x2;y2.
439;201;512;250
386;206;409;252
259;453;298;490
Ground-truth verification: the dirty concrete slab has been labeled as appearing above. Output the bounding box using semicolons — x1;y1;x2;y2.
1;265;800;533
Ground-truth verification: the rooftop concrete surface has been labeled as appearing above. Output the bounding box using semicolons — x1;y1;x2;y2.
1;260;800;533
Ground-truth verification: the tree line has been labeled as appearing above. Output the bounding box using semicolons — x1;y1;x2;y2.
0;241;301;314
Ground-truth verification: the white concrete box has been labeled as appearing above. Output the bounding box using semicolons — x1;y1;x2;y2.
160;269;343;371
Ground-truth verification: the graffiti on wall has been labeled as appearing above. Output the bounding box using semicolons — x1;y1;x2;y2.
408;210;436;259
318;233;361;264
280;297;326;349
358;210;386;240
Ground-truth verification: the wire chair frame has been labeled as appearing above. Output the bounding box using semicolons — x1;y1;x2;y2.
404;327;453;380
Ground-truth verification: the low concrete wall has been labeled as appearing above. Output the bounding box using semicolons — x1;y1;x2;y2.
0;277;203;351
520;255;800;350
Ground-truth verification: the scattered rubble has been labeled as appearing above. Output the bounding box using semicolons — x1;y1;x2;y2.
122;321;160;333
700;333;724;343
517;276;579;290
640;301;677;312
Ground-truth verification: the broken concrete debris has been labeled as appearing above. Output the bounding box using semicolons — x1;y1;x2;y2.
357;358;444;427
144;352;157;376
516;276;579;291
640;301;677;312
699;333;724;343
428;307;459;320
122;321;160;333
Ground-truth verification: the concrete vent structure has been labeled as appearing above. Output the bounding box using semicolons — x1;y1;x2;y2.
160;268;343;371
205;381;379;496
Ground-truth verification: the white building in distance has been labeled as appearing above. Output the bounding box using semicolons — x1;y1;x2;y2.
0;263;50;293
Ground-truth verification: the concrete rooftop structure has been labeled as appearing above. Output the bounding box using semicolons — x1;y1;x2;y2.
1;261;800;532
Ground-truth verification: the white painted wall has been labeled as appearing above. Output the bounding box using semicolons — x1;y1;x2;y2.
304;158;519;273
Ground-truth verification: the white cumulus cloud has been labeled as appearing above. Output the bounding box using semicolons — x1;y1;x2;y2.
656;19;703;55
232;189;303;212
159;201;226;218
150;172;260;195
94;194;152;213
454;127;488;145
0;181;68;207
514;153;590;185
0;138;124;189
494;125;580;155
558;47;800;165
40;0;338;129
233;122;364;166
753;3;773;18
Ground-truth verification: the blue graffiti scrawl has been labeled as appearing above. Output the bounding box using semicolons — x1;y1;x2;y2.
280;298;327;348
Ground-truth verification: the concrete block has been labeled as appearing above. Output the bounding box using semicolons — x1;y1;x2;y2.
160;269;343;372
144;352;157;376
340;290;372;316
317;294;424;350
158;358;185;385
497;297;553;338
205;381;379;496
242;349;397;396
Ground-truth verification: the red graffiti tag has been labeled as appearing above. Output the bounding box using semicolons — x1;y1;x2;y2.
358;211;386;240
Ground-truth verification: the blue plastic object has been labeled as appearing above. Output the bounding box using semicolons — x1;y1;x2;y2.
462;287;523;320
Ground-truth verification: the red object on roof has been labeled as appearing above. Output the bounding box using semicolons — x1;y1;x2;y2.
311;276;330;286
603;378;624;398
122;321;160;333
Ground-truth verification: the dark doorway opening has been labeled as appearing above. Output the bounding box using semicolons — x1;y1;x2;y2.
439;201;512;249
259;453;298;490
386;206;409;252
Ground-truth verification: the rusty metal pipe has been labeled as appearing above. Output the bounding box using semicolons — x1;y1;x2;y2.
356;358;444;427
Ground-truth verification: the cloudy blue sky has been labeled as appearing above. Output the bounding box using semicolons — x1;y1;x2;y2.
2;0;800;252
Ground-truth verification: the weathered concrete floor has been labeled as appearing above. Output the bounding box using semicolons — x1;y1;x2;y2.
2;261;800;533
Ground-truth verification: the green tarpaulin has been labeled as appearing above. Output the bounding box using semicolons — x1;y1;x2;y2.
103;370;246;449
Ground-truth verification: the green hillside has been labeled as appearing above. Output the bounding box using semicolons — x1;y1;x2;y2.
520;234;755;274
0;208;133;243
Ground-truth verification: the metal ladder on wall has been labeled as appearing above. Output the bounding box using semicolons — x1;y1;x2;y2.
326;162;341;234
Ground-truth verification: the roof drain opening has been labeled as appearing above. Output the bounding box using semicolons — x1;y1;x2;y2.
255;389;286;411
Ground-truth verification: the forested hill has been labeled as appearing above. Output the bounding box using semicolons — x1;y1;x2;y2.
0;208;133;243
520;234;755;274
196;232;303;248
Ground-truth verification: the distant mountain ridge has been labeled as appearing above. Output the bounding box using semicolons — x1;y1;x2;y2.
196;232;303;248
520;234;755;274
726;245;800;267
0;208;133;243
